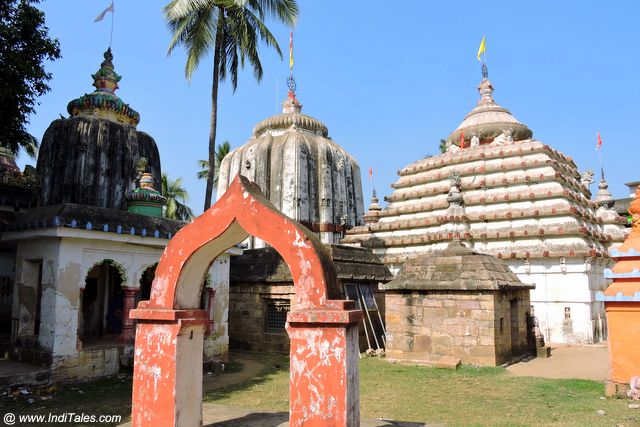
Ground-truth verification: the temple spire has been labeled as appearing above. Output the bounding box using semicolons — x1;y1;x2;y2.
595;167;614;208
67;48;140;126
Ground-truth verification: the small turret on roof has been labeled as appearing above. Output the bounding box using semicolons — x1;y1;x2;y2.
363;189;382;225
67;48;140;126
447;65;532;147
595;168;628;247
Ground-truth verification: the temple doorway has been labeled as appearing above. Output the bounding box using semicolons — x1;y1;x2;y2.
80;261;124;346
138;264;156;303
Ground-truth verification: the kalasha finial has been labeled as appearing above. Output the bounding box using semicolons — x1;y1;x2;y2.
287;75;297;99
104;47;114;64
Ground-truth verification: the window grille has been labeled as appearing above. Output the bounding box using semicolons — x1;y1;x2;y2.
265;300;290;332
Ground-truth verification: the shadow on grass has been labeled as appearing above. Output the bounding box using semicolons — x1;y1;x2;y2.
205;411;288;426
203;352;290;402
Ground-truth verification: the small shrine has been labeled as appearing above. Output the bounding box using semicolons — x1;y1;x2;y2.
0;48;194;383
382;173;534;366
127;171;166;218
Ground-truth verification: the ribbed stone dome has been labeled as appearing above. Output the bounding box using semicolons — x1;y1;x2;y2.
217;95;364;247
447;71;532;147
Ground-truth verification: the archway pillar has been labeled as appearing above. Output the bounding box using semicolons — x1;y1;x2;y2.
130;308;208;427
287;301;362;427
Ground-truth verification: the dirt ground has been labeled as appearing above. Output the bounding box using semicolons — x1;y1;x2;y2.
507;343;609;380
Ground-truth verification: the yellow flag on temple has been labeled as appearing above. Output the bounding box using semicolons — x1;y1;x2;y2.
477;36;486;61
289;32;294;70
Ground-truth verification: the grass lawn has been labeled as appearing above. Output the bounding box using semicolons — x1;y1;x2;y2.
206;354;639;427
1;353;638;426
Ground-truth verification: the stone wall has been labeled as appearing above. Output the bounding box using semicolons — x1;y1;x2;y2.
385;289;532;366
229;283;294;353
229;282;386;354
228;245;391;354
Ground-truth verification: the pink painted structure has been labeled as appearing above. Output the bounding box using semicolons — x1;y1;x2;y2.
130;175;362;426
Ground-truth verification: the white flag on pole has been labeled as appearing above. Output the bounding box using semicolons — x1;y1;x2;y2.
94;2;114;22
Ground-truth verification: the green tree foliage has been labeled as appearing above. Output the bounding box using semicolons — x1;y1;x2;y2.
161;173;195;221
0;0;60;157
197;140;231;187
439;138;447;154
164;0;298;211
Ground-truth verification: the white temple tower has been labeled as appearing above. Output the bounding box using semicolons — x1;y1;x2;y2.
217;89;364;247
344;67;626;344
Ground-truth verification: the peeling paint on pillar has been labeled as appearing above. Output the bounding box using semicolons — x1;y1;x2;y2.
130;175;362;426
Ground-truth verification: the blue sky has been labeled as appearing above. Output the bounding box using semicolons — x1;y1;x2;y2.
22;1;640;214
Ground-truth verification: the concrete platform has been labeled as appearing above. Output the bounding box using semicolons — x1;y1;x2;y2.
0;360;50;387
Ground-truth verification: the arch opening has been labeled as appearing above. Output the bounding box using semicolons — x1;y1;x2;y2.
130;176;361;427
80;260;125;348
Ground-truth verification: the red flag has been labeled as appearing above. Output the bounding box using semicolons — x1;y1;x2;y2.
368;167;373;181
459;131;465;149
596;132;602;150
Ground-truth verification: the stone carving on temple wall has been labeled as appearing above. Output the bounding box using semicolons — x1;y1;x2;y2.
490;128;513;146
446;171;464;206
446;141;461;153
470;134;480;147
580;170;595;188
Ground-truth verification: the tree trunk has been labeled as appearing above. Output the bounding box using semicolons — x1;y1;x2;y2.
203;10;224;211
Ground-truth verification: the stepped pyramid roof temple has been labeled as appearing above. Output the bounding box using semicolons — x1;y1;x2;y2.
343;67;628;344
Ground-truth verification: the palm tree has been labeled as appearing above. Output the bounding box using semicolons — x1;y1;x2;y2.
165;0;299;211
197;140;231;190
161;173;195;221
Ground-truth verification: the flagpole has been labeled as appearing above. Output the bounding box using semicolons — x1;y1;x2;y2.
109;1;115;47
598;143;604;176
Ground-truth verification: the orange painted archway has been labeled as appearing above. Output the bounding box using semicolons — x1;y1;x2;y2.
130;176;362;426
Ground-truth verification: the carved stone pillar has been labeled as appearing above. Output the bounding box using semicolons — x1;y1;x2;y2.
119;287;139;344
